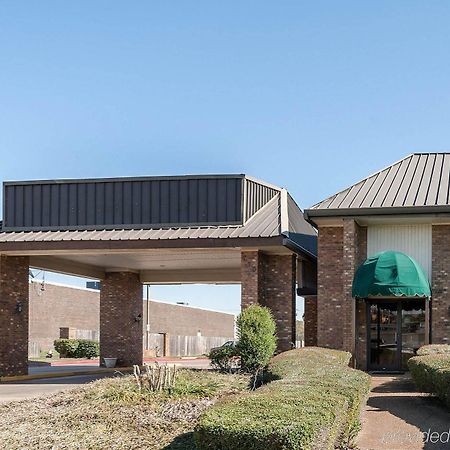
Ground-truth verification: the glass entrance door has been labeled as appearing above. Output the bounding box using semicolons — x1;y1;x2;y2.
368;302;400;371
367;299;426;371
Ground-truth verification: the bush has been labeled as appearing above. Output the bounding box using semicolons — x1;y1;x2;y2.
54;339;79;358
408;353;450;407
195;347;370;450
236;305;277;374
54;339;99;359
75;340;100;359
416;344;450;356
209;345;238;373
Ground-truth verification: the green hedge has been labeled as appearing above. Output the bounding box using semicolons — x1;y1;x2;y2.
408;353;450;407
54;339;99;359
195;347;370;450
416;344;450;356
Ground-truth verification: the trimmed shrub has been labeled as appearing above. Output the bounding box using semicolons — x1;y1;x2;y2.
54;339;99;359
236;305;277;374
54;339;79;358
416;344;450;356
75;340;100;359
408;353;450;407
209;345;238;373
195;347;370;450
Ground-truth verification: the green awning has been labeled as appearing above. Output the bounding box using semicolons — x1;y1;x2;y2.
352;251;431;298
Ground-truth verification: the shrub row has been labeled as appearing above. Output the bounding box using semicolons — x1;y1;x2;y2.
195;347;370;450
416;344;450;356
408;347;450;408
54;339;100;359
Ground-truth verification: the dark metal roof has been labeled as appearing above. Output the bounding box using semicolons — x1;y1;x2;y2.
0;177;317;258
3;175;243;231
305;153;450;219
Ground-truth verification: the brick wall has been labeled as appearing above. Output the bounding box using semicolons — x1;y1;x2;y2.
432;225;450;343
304;295;317;346
343;220;367;354
317;222;367;366
29;282;235;353
146;301;234;338
355;298;367;370
0;256;29;376
30;282;99;351
241;251;265;308
317;226;344;348
100;272;143;367
241;251;296;352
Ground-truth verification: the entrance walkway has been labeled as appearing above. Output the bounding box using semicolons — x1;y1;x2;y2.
357;374;450;450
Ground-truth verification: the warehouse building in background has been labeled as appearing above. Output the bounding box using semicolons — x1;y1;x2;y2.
29;280;235;358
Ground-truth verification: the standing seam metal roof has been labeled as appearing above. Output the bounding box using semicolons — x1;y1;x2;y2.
308;153;450;212
0;195;281;242
0;190;318;259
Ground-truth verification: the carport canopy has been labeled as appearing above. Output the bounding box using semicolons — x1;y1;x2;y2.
352;250;431;298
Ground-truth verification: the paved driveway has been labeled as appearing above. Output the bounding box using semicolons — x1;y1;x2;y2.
356;374;450;450
0;373;113;403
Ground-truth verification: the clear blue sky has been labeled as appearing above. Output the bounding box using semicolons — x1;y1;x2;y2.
2;2;450;316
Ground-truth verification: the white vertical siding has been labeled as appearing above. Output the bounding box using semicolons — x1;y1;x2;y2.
367;224;432;280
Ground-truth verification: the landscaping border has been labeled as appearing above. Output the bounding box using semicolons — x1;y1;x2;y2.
195;347;370;450
408;345;450;407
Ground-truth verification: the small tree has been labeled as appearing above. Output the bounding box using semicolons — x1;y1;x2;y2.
236;304;277;375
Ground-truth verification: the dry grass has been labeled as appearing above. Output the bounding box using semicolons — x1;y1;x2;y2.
0;369;250;450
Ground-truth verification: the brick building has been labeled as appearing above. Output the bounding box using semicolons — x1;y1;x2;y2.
305;153;450;371
0;174;317;376
29;280;235;355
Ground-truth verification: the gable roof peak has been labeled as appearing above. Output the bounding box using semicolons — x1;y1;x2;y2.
305;152;450;218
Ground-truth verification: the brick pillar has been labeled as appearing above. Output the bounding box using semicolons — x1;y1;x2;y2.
0;255;29;376
100;272;143;367
241;251;296;353
355;298;367;370
304;295;317;346
432;225;450;343
342;219;367;355
317;227;344;348
241;251;265;308
263;254;296;352
317;223;366;355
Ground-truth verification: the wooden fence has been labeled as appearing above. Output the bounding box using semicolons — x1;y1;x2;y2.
28;341;40;358
169;335;229;357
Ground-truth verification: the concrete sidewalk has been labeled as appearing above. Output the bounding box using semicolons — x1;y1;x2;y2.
356;374;450;450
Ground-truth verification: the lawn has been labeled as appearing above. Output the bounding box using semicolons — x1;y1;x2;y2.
0;369;250;450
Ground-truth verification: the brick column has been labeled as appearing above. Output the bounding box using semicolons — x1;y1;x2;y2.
342;219;367;355
432;225;450;343
317;226;344;348
263;254;296;352
304;295;317;346
241;251;296;353
317;223;366;356
241;251;265;308
100;272;143;367
0;255;29;376
355;298;368;370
